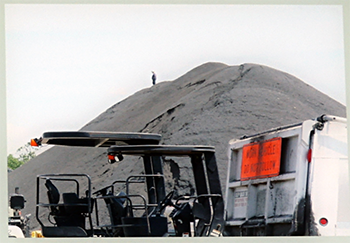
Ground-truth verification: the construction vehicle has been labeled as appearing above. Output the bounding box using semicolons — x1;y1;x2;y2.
224;115;350;236
29;114;349;238
32;131;224;237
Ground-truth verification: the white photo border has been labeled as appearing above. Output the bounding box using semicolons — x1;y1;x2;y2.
1;0;349;243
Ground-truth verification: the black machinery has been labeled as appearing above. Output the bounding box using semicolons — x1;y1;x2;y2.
33;131;224;237
8;187;31;237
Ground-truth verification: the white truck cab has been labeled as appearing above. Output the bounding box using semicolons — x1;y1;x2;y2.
224;115;349;236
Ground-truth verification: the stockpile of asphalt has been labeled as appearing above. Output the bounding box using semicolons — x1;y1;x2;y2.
8;62;346;230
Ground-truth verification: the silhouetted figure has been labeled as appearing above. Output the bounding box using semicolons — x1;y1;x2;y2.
151;71;156;85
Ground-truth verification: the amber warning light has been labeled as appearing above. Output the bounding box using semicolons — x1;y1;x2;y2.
241;137;282;181
108;154;124;164
30;137;42;147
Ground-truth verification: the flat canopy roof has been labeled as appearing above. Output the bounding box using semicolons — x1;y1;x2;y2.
107;145;215;156
41;131;162;147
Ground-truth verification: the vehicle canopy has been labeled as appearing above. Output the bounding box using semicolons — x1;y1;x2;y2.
33;131;162;147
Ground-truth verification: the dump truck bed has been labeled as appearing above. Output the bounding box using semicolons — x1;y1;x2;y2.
224;115;349;236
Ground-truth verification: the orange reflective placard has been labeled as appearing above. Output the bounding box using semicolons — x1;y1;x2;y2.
241;137;282;181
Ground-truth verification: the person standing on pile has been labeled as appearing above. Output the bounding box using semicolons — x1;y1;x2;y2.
151;71;156;85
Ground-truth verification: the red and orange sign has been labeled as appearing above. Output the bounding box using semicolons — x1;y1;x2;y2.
241;137;282;181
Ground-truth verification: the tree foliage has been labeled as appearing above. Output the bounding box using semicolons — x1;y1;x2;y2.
7;154;24;170
7;142;38;170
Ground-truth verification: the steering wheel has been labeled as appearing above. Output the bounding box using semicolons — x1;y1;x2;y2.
155;191;175;214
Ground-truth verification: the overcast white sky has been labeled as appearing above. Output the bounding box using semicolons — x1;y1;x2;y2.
5;4;346;155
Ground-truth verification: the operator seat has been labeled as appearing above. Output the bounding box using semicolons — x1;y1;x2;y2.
45;179;64;216
43;179;88;237
103;191;129;236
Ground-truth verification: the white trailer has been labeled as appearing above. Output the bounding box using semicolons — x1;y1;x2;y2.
224;115;350;236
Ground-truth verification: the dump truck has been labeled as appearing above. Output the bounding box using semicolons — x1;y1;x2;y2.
224;114;349;236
